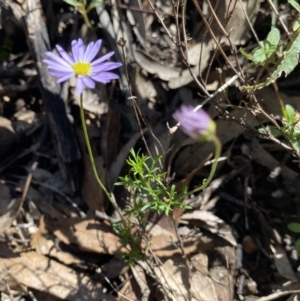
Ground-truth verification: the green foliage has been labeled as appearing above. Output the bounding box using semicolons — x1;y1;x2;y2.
115;149;190;220
259;104;300;153
288;222;300;233
289;0;300;31
62;0;104;11
112;149;192;265
113;221;143;266
241;27;280;66
249;27;281;66
242;12;300;91
288;0;300;14
62;0;105;27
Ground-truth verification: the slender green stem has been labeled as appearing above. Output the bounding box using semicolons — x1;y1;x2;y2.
271;0;277;28
188;135;221;195
81;10;92;28
79;94;122;216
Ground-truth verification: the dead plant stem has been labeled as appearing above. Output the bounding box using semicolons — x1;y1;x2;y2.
118;39;165;162
146;0;210;96
191;0;243;82
266;0;290;35
172;214;192;301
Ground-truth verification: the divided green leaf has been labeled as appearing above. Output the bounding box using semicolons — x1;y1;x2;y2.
252;27;280;66
244;27;300;91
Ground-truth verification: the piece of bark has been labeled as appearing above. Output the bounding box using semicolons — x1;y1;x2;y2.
23;0;81;171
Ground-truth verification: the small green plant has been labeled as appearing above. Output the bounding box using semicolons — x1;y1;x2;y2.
259;104;300;153
115;149;190;221
240;27;281;66
112;221;144;266
241;0;300;91
62;0;105;28
113;149;191;265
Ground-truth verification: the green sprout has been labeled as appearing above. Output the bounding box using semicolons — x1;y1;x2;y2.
240;27;281;66
62;0;105;28
115;149;190;220
242;0;300;91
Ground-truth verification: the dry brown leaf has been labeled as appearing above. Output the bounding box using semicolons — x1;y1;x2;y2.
45;217;128;255
134;50;181;81
131;265;150;301
0;247;116;301
140;255;219;301
271;244;296;280
0;264;27;295
181;210;237;246
31;216;82;265
209;265;234;301
31;198;65;219
209;246;236;301
190;272;219;301
118;275;141;301
191;253;209;276
139;256;188;301
149;233;215;257
0;183;21;234
209;0;259;45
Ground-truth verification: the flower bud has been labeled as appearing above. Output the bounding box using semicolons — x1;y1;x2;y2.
173;105;216;141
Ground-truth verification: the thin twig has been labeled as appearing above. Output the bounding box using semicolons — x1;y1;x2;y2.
191;0;243;82
117;38;165;162
195;73;240;110
237;0;260;44
266;0;290;35
146;0;210;96
255;290;300;301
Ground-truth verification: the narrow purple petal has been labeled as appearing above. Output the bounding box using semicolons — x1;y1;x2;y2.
91;62;122;73
56;74;74;83
84;40;102;62
43;60;73;72
91;51;114;66
77;39;85;61
48;70;73;77
71;40;80;62
91;72;119;83
56;45;75;65
83;77;96;89
44;52;71;67
83;42;94;62
75;77;84;94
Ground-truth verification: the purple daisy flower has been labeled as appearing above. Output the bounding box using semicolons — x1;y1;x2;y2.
43;39;122;94
173;105;216;141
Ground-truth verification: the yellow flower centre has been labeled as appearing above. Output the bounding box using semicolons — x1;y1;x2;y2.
72;62;91;76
